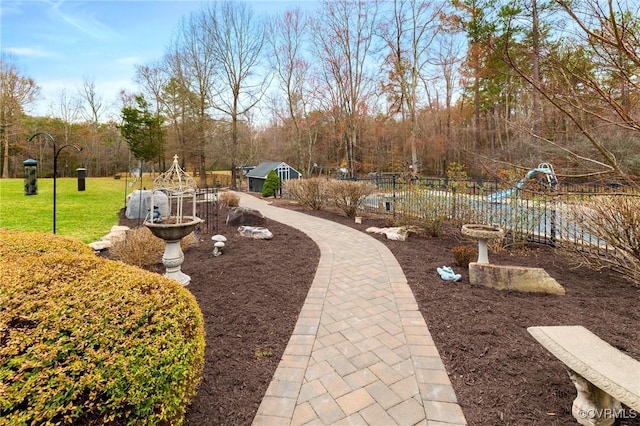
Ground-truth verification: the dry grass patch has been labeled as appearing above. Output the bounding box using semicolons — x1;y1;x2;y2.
109;227;198;267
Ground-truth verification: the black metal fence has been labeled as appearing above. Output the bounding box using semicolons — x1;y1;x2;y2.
347;176;637;256
194;187;220;235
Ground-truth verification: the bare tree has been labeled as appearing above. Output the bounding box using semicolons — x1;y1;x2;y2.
0;58;39;178
379;0;444;175
171;11;218;185
503;0;640;187
204;0;269;189
430;30;464;169
51;89;83;177
79;77;104;125
267;8;316;175
54;89;81;140
78;77;105;175
159;68;201;168
311;0;380;177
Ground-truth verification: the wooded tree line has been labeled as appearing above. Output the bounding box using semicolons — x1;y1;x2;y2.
2;0;638;189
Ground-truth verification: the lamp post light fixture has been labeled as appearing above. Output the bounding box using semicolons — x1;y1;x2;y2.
27;132;83;234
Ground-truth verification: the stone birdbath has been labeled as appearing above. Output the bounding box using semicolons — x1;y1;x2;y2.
461;224;504;264
144;155;202;285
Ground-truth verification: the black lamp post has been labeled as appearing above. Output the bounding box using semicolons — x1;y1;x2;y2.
28;132;83;234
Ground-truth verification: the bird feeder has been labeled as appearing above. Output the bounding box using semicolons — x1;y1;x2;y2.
23;158;38;196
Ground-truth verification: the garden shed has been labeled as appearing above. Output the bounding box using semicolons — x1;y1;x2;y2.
246;161;301;193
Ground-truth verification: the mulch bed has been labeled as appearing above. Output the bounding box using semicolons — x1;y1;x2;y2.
116;196;640;426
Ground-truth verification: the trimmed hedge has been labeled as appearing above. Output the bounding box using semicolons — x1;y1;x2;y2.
0;229;95;258
0;230;205;425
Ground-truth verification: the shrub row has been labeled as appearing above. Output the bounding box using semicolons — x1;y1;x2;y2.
284;178;375;218
0;230;205;425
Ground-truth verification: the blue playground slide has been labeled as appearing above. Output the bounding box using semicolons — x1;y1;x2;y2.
487;163;557;203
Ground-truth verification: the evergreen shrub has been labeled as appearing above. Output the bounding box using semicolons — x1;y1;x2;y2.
0;230;205;425
261;170;281;198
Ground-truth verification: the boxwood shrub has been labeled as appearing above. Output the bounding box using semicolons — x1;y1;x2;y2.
0;230;205;425
0;229;95;258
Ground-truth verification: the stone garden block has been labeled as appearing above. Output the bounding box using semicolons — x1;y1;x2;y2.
468;262;565;295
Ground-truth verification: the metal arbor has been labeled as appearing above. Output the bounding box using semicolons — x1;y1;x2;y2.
150;155;198;223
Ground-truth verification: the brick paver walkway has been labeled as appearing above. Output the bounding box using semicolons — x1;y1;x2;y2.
238;194;467;426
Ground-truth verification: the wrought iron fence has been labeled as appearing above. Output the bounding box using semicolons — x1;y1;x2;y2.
349;176;636;257
194;187;219;235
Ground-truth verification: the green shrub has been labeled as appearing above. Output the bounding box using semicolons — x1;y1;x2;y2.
284;177;330;210
329;180;376;218
261;170;281;198
0;231;205;425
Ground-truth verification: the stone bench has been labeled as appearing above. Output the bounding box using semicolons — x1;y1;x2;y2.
527;326;640;426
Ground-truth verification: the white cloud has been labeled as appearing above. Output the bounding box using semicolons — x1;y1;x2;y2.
49;0;121;41
3;46;55;57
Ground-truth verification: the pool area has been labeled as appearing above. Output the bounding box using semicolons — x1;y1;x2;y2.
360;188;609;250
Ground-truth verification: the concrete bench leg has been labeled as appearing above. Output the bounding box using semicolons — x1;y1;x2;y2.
568;369;622;426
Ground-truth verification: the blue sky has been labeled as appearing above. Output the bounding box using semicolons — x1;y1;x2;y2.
1;0;315;120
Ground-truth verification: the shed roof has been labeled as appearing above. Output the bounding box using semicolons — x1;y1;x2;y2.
246;161;299;179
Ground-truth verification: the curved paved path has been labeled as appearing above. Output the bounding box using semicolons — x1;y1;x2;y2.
239;194;467;426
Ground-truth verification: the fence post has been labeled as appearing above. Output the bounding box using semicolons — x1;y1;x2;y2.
549;195;557;247
392;175;397;219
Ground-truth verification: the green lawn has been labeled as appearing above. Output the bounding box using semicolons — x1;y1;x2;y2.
0;177;152;243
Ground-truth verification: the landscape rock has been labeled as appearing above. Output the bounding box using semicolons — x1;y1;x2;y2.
88;225;130;252
366;226;410;241
102;225;130;243
468;262;565;295
226;207;267;227
238;226;273;240
88;240;112;251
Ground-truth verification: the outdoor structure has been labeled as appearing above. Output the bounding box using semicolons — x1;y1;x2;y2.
246;161;301;194
144;155;202;285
